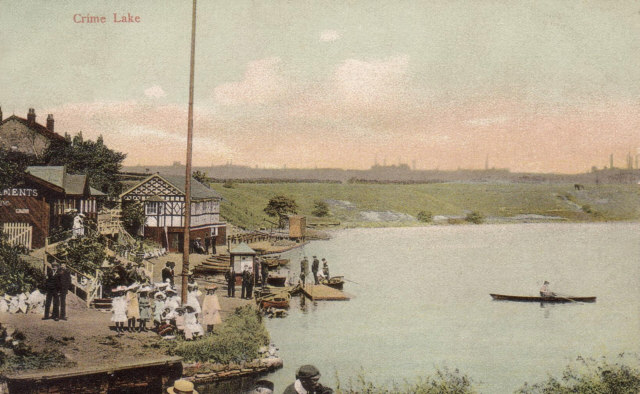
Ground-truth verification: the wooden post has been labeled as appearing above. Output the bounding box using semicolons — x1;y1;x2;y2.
181;0;197;305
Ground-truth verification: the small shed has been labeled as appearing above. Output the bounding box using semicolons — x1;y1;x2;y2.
230;242;256;273
289;215;306;240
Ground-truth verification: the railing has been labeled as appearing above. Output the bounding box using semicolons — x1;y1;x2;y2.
2;222;32;249
44;252;102;308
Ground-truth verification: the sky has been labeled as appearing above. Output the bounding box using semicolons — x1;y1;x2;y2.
1;0;639;173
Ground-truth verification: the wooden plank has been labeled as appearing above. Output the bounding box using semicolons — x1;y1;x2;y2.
5;356;183;381
301;284;350;301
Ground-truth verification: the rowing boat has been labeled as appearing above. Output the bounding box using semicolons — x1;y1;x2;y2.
490;294;596;303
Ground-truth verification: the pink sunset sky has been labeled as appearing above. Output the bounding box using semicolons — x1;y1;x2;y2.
1;1;638;173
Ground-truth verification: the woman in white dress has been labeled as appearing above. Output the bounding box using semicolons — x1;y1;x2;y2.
110;286;128;335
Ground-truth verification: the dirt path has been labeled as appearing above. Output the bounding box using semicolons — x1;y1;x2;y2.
0;269;256;375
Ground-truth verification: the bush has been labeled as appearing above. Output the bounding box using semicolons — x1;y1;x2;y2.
56;231;107;274
168;305;269;364
465;211;484;224
417;210;433;223
222;179;234;188
516;355;640;394
0;231;45;295
312;200;330;217
337;367;476;393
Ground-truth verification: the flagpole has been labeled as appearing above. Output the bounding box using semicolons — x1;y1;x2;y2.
182;0;197;304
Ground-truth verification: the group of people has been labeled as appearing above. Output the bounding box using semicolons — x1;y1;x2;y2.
299;256;330;285
110;277;222;339
166;364;333;394
190;236;217;255
42;262;72;321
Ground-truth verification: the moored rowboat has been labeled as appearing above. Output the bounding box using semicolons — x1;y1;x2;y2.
490;293;596;303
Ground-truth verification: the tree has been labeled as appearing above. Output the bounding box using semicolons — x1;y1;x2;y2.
192;170;208;185
43;132;126;197
121;201;146;237
264;195;298;228
312;200;329;217
0;148;40;190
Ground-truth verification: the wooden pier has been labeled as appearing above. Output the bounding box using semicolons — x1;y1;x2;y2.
4;356;183;393
301;284;350;301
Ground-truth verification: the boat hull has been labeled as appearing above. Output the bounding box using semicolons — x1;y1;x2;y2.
490;294;596;303
267;276;287;287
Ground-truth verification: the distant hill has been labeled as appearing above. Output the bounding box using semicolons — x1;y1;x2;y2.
123;164;640;185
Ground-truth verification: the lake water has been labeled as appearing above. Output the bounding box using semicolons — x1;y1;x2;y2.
254;223;640;393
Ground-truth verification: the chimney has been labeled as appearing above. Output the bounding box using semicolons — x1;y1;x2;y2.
46;114;54;132
27;108;36;124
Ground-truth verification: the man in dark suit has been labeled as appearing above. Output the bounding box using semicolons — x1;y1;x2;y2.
225;266;236;297
57;263;72;320
162;262;175;287
312;256;320;285
241;268;250;299
43;262;60;321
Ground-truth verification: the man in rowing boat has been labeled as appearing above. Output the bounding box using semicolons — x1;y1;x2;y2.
540;281;556;297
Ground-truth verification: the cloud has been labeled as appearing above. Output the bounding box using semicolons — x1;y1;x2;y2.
144;85;166;99
319;30;340;42
329;55;410;107
214;57;290;105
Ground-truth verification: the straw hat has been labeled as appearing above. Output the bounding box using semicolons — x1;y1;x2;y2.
167;379;198;394
205;285;217;291
154;292;166;299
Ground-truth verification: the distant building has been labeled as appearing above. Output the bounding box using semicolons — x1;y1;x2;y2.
0;108;64;157
0;166;105;249
119;174;226;252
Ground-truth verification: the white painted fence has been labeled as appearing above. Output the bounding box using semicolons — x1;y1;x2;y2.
3;222;32;249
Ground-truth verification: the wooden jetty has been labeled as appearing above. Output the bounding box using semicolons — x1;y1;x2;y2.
4;356;183;393
301;284;350;301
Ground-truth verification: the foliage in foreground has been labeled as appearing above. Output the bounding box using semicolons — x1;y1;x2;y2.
336;367;476;394
516;354;640;394
0;329;74;372
168;306;269;364
0;231;44;295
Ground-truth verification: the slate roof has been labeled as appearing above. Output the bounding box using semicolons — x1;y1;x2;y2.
25;166;96;196
1;115;65;142
230;242;256;255
120;174;221;200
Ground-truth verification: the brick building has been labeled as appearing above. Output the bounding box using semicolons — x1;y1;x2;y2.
0;108;64;157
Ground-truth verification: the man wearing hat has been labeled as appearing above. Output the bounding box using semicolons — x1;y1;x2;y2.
167;379;198;394
283;364;328;394
225;266;236;298
162;262;175;287
540;280;555;297
311;256;320;285
57;263;72;321
321;259;329;280
43;262;60;321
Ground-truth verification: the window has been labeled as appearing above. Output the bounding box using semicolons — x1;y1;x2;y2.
146;202;162;215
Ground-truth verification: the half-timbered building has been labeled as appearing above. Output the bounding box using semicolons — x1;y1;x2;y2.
119;174;226;252
0;166;105;249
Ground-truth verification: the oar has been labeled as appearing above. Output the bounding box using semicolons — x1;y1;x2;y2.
552;293;579;303
343;278;360;285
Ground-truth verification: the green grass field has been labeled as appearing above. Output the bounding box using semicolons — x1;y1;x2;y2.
208;182;640;230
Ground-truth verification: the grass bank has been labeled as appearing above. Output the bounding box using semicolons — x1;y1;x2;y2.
209;182;640;230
